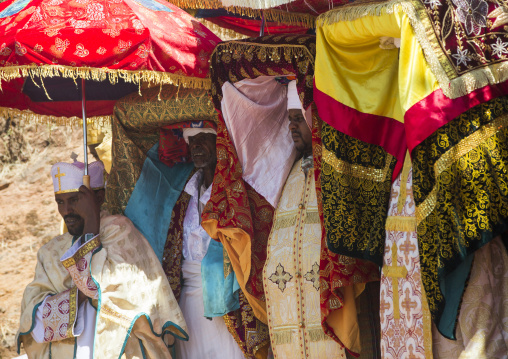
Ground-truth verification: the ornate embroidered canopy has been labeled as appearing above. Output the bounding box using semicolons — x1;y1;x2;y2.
0;0;221;124
314;0;508;341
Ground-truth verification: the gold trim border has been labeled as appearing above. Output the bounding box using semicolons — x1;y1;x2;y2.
179;2;317;27
61;235;101;268
213;41;315;66
315;0;508;99
0;107;111;129
67;286;78;338
322;146;393;182
0;64;211;90
55;186;104;195
416;113;508;225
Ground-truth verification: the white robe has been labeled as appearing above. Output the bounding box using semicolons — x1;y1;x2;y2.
175;170;245;359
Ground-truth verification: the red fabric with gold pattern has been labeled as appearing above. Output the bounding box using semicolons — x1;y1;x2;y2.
0;0;220;118
203;114;273;302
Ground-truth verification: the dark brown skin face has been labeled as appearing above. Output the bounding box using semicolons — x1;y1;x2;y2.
55;189;105;236
288;109;312;156
188;132;217;188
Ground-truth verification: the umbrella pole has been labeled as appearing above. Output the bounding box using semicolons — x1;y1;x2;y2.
260;11;265;36
81;78;90;189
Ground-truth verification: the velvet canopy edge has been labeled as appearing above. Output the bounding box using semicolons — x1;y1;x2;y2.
315;0;508;101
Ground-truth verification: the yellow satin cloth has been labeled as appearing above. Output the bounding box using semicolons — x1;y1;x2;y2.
17;213;187;359
315;6;440;123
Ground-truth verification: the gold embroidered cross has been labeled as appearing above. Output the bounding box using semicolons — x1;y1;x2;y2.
401;287;417;319
400;237;416;264
269;264;293;293
55;167;66;192
382;242;407;320
303;262;320;291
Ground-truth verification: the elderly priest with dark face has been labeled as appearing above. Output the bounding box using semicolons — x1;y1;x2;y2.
16;159;188;359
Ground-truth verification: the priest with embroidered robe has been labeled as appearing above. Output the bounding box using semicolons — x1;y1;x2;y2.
16;160;188;359
263;81;347;358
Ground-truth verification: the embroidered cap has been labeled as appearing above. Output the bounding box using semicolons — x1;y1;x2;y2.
51;161;105;194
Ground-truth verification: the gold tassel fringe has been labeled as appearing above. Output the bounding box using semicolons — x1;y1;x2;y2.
0;106;111;130
316;0;508;100
213;41;315;66
181;0;317;27
385;215;416;232
198;18;249;40
272;330;292;345
0;64;211;90
308;328;332;342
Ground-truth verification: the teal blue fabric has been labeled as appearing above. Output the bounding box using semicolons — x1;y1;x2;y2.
125;143;194;263
437;252;474;339
201;240;241;317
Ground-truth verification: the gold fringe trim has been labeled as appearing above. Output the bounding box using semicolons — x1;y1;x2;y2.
308;327;332;342
416;113;508;225
305;210;320;224
0;106;111;130
180;0;317;27
198;18;249;40
385;215;416;232
271;330;292;345
272;214;297;230
315;0;405;26
214;41;315;66
0;64;211;90
316;0;508;99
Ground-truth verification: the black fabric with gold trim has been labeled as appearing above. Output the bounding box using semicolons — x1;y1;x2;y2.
413;95;508;337
320;122;396;266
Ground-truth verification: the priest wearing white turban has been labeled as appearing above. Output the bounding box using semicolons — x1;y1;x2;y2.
16;160;188;359
262;81;347;358
174;127;246;359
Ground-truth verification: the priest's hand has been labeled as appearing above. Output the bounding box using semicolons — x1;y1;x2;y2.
75;185;101;238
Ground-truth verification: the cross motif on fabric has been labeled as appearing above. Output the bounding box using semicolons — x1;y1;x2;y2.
303;262;320;291
269;263;293;293
408;344;418;359
382;242;407;320
55;167;66;192
400;237;416;264
401;287;417;319
380;291;391;318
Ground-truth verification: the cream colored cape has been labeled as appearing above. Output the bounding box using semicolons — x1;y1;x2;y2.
17;213;188;359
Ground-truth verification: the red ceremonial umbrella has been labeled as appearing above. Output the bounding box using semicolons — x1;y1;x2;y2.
0;0;220;184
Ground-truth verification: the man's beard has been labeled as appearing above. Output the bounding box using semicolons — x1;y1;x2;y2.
64;214;85;236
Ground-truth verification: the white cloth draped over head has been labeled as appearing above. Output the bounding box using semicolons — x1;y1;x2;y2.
183;128;217;144
221;76;297;207
287;80;312;130
51;161;104;193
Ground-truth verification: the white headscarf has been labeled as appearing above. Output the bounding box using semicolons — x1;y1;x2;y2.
182;128;217;143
